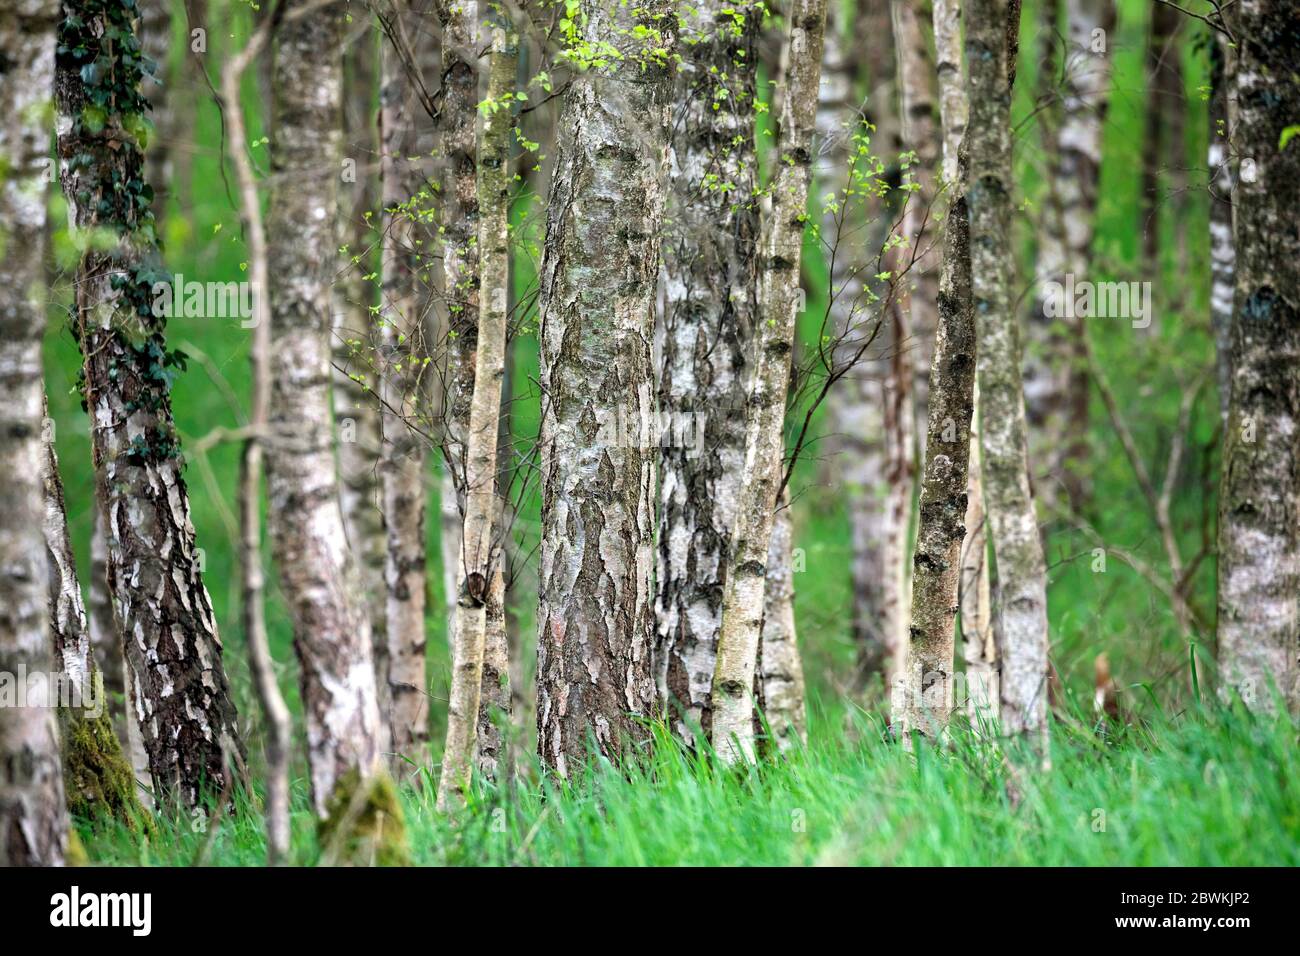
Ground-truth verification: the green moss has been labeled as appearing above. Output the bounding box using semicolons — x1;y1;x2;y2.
65;828;89;866
318;769;410;867
60;700;148;833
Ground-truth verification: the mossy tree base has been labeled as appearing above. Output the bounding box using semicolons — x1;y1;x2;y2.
61;704;148;833
319;769;410;867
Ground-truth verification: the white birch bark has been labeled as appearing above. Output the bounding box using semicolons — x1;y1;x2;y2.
759;494;806;750
378;0;437;771
1216;0;1300;715
0;0;66;865
56;0;244;806
535;0;677;775
654;0;760;742
712;0;828;764
439;13;515;809
266;1;384;815
966;0;1051;754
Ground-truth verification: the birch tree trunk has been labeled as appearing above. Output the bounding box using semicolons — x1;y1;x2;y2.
759;494;806;750
654;0;760;742
89;509;152;806
966;0;1050;752
932;0;997;728
267;1;385;815
903;175;974;739
933;0;967;186
219;9;292;862
378;0;438;771
712;0;827;764
1025;0;1113;510
336;26;389;740
0;0;66;865
1216;0;1300;715
55;0;244;807
439;13;516;809
1208;34;1236;424
535;0;677;776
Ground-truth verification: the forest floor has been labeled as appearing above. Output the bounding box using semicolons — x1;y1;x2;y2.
77;704;1298;866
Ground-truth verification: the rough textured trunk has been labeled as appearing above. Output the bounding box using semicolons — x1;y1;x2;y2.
535;0;677;776
1025;0;1112;510
379;1;438;770
712;0;827;764
759;493;805;751
55;0;244;807
654;0;760;743
1208;34;1235;424
267;1;384;816
1140;1;1186;268
439;13;515;809
89;509;151;806
966;0;1050;751
220;9;292;862
1216;0;1300;715
41;404;142;826
336;26;389;743
0;0;67;865
903;183;974;739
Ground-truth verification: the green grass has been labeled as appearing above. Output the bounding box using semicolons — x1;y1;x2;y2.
76;702;1300;866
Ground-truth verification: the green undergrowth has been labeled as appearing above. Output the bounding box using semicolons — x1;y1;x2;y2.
76;702;1299;866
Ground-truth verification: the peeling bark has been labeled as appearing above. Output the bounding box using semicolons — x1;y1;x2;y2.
1216;0;1300;714
654;0;760;743
712;0;827;764
966;0;1050;752
536;0;677;775
0;0;67;865
55;0;244;807
266;1;384;815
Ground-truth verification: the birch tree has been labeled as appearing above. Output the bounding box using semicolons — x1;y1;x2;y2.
266;0;386;815
759;493;806;750
439;9;517;808
966;0;1050;751
336;25;389;734
1216;0;1300;714
902;153;974;738
931;0;996;727
1024;0;1113;509
218;3;293;863
41;408;142;826
55;0;244;806
712;0;828;763
1208;33;1235;423
0;0;66;865
654;0;760;742
379;0;438;770
535;0;677;775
